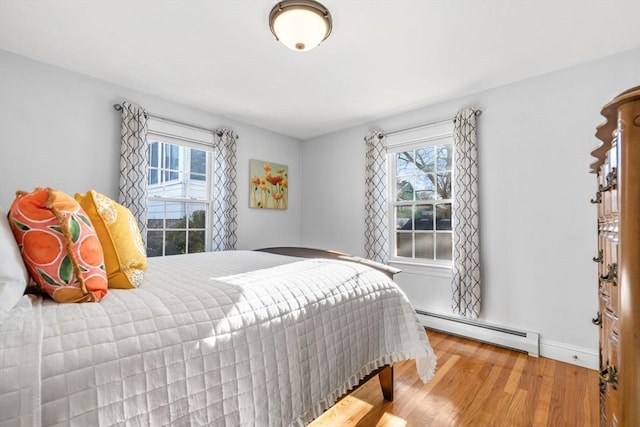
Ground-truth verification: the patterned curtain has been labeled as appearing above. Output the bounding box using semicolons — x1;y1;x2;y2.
451;108;481;318
119;102;149;245
364;131;389;263
212;129;238;251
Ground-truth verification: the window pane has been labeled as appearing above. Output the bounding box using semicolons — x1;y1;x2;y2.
415;204;433;230
149;142;159;167
396;206;413;230
188;231;205;254
188;204;206;228
415;147;435;173
415;233;434;259
436;203;452;230
396;233;412;257
436;232;452;261
436;172;452;199
148;168;159;185
190;173;206;184
414;174;436;200
396;151;418;175
147;200;164;229
165;170;179;181
157;143;181;184
396;177;414;201
161;172;186;198
165;231;186;255
190;149;206;180
186;175;206;200
148;178;163;196
165;144;180;170
436;144;453;171
147;231;163;257
165;202;186;229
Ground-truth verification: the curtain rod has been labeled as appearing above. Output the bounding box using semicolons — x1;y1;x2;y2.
382;109;482;139
113;103;234;138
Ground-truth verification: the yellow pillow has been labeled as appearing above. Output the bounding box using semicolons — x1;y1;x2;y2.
75;190;146;289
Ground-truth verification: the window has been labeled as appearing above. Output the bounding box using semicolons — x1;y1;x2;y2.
146;119;215;257
148;142;180;184
190;149;206;181
388;121;454;265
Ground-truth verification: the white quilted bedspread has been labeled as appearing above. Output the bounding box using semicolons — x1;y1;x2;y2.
0;251;435;427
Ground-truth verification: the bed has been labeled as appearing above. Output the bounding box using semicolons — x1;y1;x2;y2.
0;248;436;427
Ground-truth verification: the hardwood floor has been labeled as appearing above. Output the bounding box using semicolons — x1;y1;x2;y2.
309;330;598;427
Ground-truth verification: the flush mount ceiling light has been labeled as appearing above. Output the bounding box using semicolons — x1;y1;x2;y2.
269;0;332;52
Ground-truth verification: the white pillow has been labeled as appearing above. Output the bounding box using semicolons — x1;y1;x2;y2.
0;206;29;322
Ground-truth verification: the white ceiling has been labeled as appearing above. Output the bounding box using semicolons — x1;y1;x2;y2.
1;1;639;140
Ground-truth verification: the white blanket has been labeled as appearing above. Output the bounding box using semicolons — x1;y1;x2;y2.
0;251;435;427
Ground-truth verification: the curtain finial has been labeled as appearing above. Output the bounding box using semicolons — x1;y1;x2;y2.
364;130;384;142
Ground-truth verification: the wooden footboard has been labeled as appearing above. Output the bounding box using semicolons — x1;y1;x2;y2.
255;246;401;279
256;246;398;402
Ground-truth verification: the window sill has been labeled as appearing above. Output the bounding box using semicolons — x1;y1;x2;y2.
388;259;452;278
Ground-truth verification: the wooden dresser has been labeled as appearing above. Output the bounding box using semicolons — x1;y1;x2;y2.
590;86;640;427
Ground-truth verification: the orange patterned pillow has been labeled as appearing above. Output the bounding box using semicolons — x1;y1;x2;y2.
8;188;108;303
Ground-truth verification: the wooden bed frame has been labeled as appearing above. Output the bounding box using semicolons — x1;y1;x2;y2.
256;246;401;402
256;246;401;279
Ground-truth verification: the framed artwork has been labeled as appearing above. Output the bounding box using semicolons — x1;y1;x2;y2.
249;159;288;209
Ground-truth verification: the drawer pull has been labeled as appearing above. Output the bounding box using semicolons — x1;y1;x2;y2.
599;365;618;389
600;263;617;285
592;312;602;327
592;250;603;263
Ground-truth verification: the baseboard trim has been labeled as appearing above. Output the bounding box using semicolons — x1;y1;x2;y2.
416;311;539;357
540;339;599;370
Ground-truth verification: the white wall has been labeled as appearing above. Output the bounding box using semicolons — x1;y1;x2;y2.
300;48;640;365
3;44;639;366
0;49;302;250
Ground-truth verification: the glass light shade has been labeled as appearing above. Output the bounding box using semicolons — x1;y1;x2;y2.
270;1;332;52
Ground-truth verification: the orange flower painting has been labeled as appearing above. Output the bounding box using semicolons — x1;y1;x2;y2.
250;159;288;209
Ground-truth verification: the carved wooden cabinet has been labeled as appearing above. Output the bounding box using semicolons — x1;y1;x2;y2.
590;86;640;427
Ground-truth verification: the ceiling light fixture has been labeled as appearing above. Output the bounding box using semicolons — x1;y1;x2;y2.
269;0;332;52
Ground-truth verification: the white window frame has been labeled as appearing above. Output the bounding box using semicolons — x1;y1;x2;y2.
146;118;216;256
386;119;455;269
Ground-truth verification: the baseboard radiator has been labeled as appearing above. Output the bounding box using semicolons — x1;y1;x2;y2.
416;310;540;357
